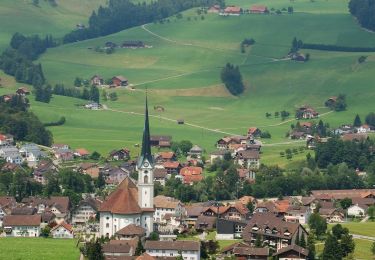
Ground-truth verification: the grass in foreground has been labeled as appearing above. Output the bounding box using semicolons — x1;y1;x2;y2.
0;238;80;260
330;222;375;237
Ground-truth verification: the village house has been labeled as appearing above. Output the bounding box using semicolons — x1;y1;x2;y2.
296;106;319;119
3;215;41;237
185;205;206;227
78;162;100;178
273;245;309;260
90;75;104;86
208;5;220;13
347;204;368;217
50;222;74;239
102;166;130;186
163;161;181;174
210;150;229;163
180;166;203;185
235;150;260;169
109;148;130;161
71;197;101;225
0;146;22;165
223;6;241;16
54;149;74;161
356;124;372;133
0;196;16;226
318;208;344;223
19;143;46;165
156;151;176;163
112;76;128;87
242;212;308;250
16;87;30;96
85;102;101;110
21;196;70;224
74;148;90;158
216;218;248;240
122;41;145;48
0;133;14;146
52;144;70;150
150;135;172;148
33;160;57;184
102;239;136;258
188;145;203;159
237;168;256;183
222;242;269;260
284;206;312;225
153;195;185;223
248;127;262;137
249;5;268;14
145;240;200;260
195;215;217;231
115;224;146;240
311;189;375;200
153;168;168;186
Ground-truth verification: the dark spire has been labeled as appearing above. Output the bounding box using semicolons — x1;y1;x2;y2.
138;92;153;167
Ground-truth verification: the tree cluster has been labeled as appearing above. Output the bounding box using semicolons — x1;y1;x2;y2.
220;63;245;96
63;0;224;43
53;84;100;103
0;33;56;103
43;116;66;127
349;0;375;32
323;224;355;259
325;94;347;111
0;97;53;146
315;137;374;169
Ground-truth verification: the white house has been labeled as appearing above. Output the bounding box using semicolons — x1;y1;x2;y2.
6;154;23;165
235;150;260;169
284;206;312;225
50;222;74;238
3;215;41;237
71;197;101;225
99;99;154;238
347;204;368;217
145;240;200;260
153;195;184;223
0;134;14;146
356;124;371;133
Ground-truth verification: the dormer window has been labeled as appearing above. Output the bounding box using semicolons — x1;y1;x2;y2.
252;226;259;231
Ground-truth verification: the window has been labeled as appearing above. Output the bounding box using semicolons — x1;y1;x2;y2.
144;175;149;183
106;223;109;228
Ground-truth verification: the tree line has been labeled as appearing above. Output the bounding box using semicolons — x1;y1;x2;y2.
63;0;224;43
0;33;56;103
53;84;100;103
0;95;53;146
220;63;245;96
349;0;375;32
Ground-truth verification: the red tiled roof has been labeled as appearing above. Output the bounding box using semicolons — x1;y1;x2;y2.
224;6;241;13
116;224;146;236
163;162;180;169
75;148;90;156
99;177;142;214
183;174;203;184
250;5;267;12
248;127;259;134
51;221;73;233
180;166;203;176
159;152;174;160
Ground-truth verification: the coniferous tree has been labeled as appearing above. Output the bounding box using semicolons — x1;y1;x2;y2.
323;233;342;260
135;239;145;256
353;114;362;127
307;233;316;260
220;63;245;96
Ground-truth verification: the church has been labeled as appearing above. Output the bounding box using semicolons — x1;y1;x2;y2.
99;97;154;237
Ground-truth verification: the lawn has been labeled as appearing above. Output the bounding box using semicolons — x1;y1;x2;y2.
329;222;375;237
316;239;374;260
0;238;80;260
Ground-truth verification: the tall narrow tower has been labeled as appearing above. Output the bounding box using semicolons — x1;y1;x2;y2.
137;95;154;210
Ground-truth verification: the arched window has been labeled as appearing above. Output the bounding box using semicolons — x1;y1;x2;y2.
144;175;149;184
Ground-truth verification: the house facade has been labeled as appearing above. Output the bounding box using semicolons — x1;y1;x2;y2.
3;215;41;237
145;241;200;260
50;222;74;238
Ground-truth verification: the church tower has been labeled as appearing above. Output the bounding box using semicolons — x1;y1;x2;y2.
137;95;154;210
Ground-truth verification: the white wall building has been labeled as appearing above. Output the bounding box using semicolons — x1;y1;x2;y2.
50;222;74;238
3;215;41;237
145;241;200;260
347;204;367;217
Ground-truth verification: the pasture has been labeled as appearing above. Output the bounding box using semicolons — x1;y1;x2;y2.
0;238;80;260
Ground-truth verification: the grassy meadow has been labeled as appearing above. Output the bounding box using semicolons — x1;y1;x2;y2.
0;238;80;260
1;0;375;162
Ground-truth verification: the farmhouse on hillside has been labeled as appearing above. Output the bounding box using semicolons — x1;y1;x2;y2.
90;75;104;86
112;76;128;87
296;106;319;119
223;6;241;16
249;5;268;14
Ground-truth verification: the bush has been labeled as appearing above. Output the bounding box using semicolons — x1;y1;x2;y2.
44;116;66;127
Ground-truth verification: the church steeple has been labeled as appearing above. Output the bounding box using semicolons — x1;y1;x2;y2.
138;93;153;167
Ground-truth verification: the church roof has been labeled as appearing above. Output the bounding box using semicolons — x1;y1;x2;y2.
138;95;153;168
99;177;142;214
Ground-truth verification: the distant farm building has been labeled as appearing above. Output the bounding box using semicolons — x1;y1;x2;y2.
296;106;319;119
249;5;268;14
208;5;221;13
112;76;128;87
122;41;145;48
16;87;30;96
150;135;172;148
223;6;241;15
90;75;104;86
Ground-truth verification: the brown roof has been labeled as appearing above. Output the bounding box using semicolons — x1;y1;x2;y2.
113;76;128;82
136;253;155;260
154;168;168;179
103;242;131;254
21;196;70;214
248;127;259;135
75;148;90;156
159;152;174;160
196;215;217;229
79;162;97;170
163;162;181;169
250;5;267;12
185;205;205;217
99;177;142;214
273;245;309;257
234;247;269;256
239;196;256;205
311;189;375;200
116;224;146;236
236;150;260;160
342;133;368;142
154;195;181;209
3;215;41;226
243;212;301;241
224;6;241;13
0;196;16;207
183;174;203;184
221;242;251;253
144;241;200;251
352;197;375;206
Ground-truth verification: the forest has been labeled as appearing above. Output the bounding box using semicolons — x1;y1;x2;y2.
349;0;375;32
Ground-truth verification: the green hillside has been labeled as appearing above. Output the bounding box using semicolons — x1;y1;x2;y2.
0;0;106;51
1;0;375;162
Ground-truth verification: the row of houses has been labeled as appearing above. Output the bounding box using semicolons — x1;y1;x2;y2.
208;5;269;16
91;75;128;87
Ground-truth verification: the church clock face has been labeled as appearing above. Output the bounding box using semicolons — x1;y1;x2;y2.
144;162;149;167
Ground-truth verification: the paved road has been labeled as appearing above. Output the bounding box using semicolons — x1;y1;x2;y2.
352;234;375;241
